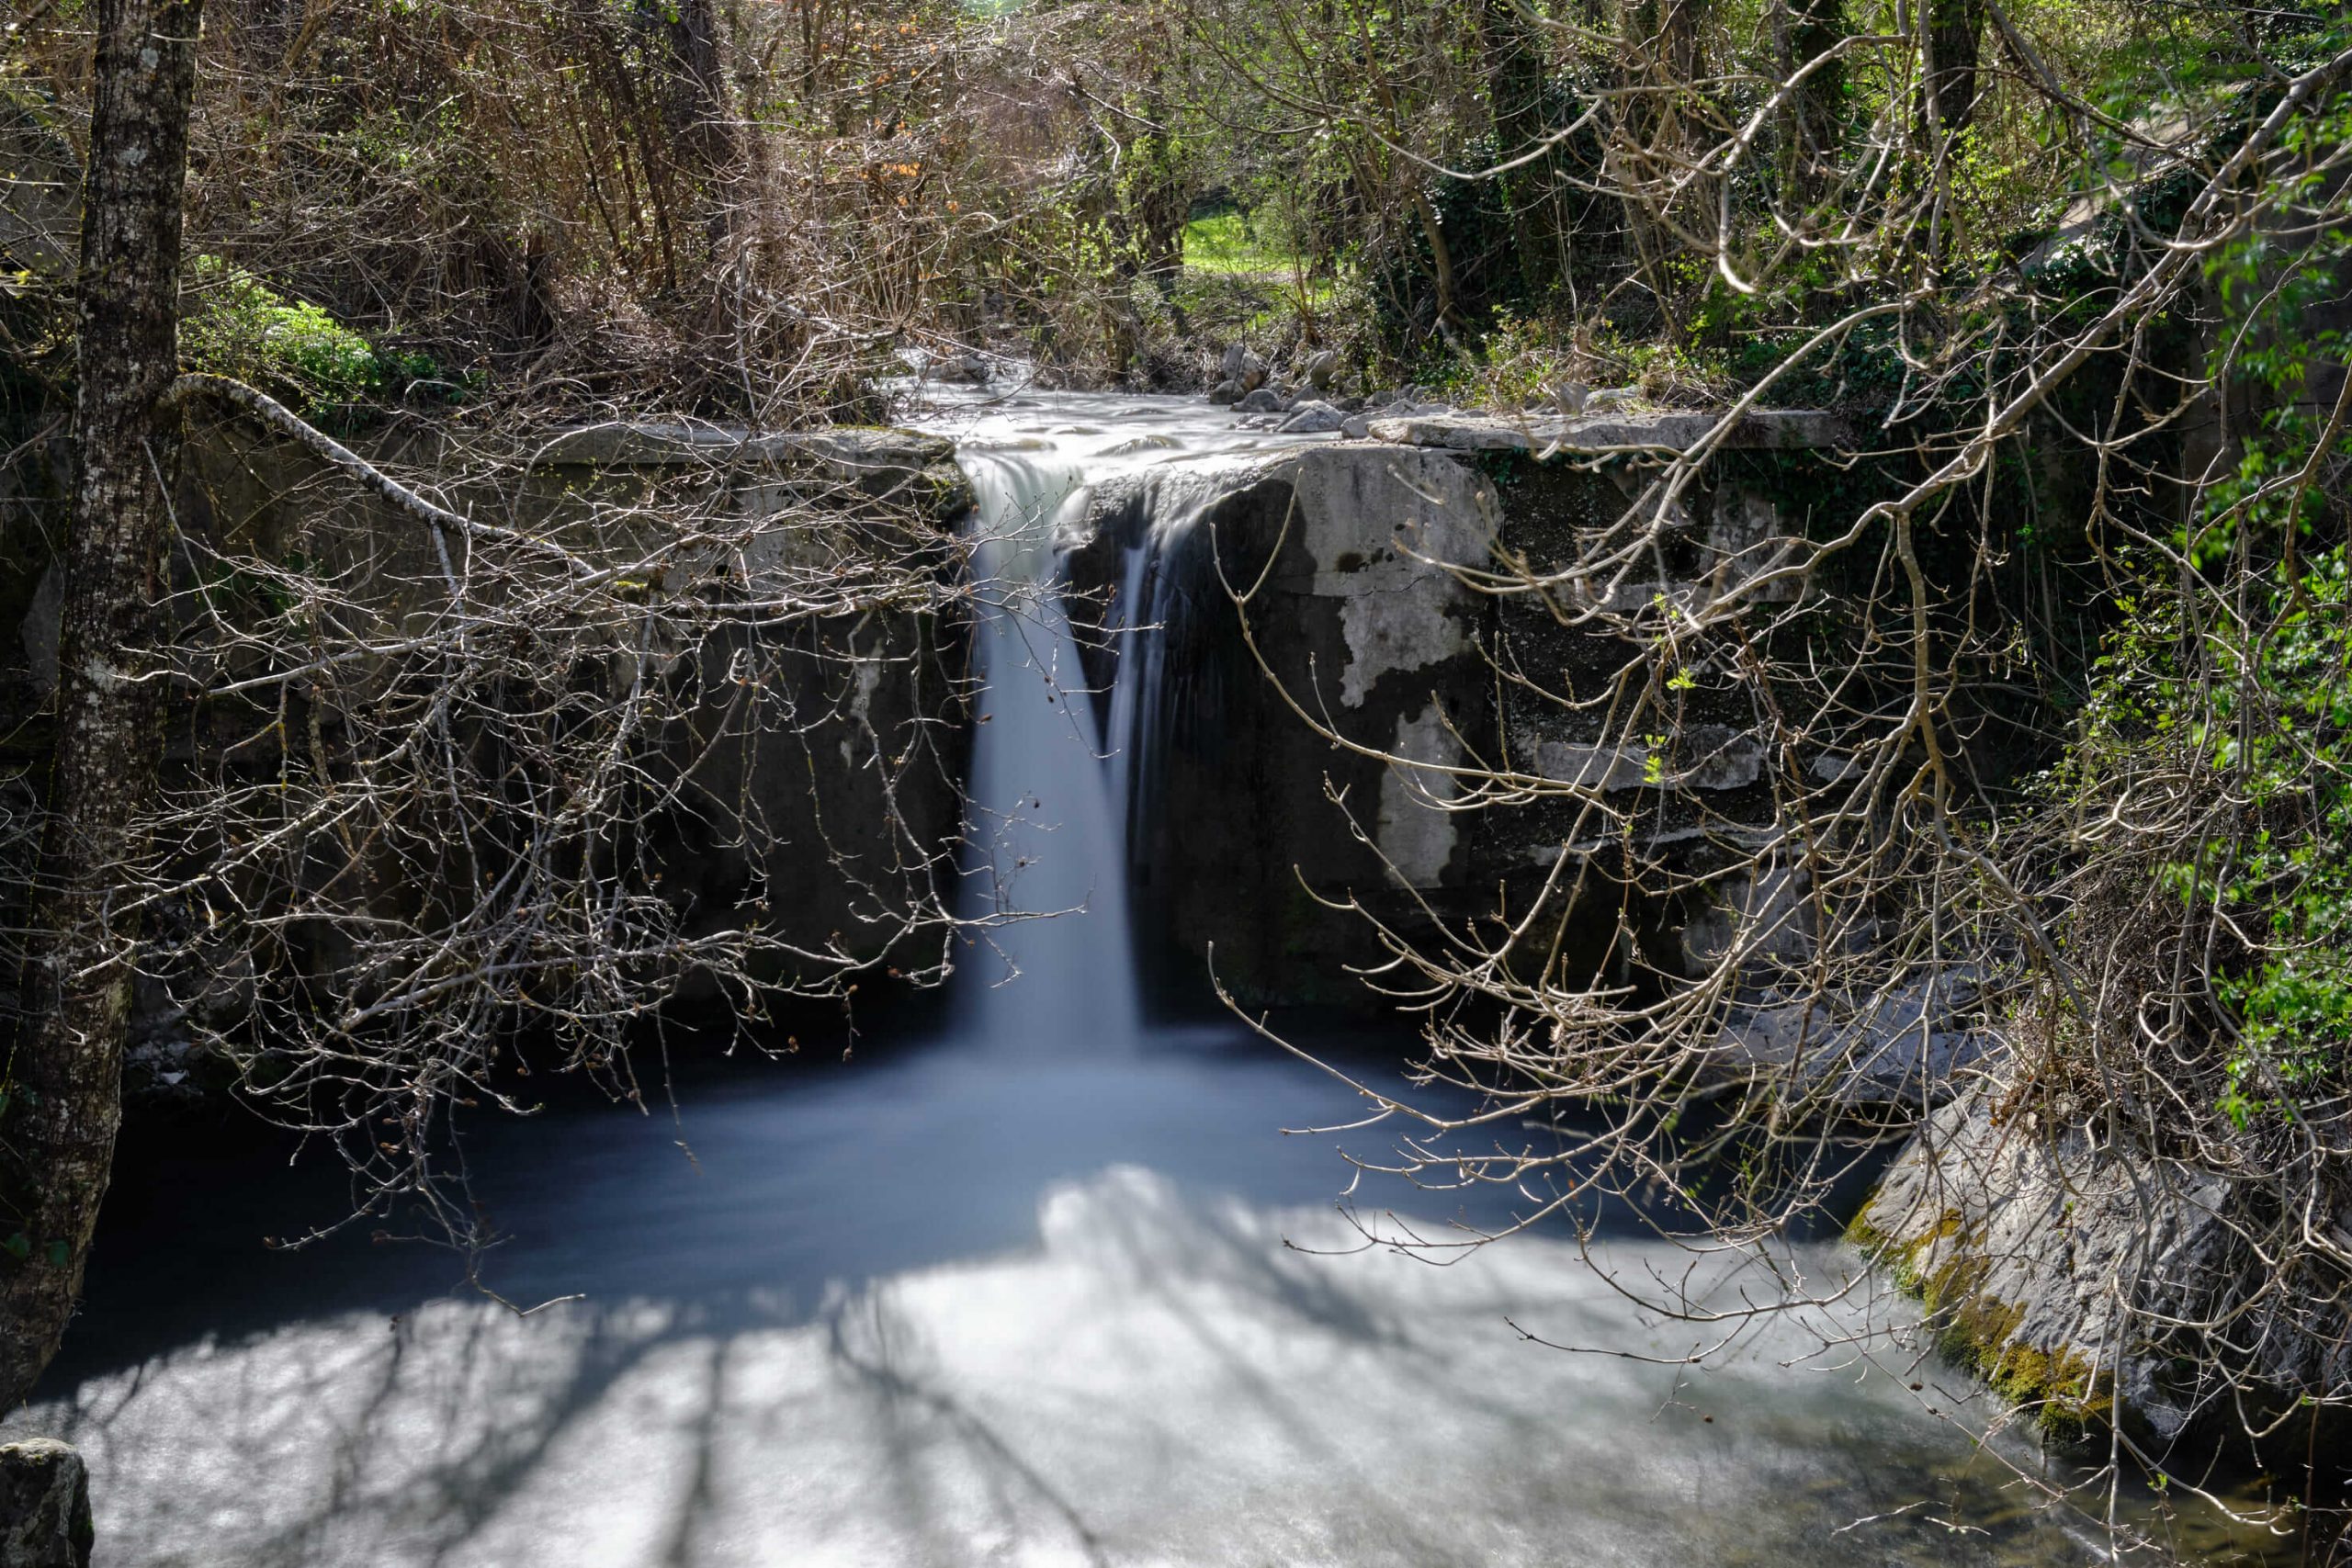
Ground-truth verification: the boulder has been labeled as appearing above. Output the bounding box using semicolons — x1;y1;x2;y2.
1709;968;1989;1104
1218;344;1269;392
1303;349;1340;390
1860;1089;2352;1446
1206;378;1246;406
930;353;991;386
1276;400;1348;434
1233;387;1289;415
1338;414;1373;440
0;1441;93;1568
1544;380;1591;416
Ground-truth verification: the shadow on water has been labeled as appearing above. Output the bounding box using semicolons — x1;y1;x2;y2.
48;1006;1595;1390
29;1049;2135;1568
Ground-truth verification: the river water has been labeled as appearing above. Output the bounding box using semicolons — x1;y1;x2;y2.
3;389;2262;1565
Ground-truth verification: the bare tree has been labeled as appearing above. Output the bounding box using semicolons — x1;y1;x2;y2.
0;0;980;1405
0;0;205;1414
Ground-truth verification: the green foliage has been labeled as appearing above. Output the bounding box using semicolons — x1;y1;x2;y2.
180;257;452;423
2057;193;2352;1127
1181;209;1296;276
2172;552;2352;1129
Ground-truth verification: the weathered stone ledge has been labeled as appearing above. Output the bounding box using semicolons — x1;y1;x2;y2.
1363;408;1849;454
530;421;956;473
510;423;972;522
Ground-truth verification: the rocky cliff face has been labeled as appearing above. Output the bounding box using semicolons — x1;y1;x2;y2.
1061;443;1498;1006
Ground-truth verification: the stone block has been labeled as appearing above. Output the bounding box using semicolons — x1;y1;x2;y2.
0;1441;92;1568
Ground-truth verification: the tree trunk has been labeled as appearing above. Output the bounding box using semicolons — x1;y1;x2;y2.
0;0;202;1413
1775;0;1845;206
1126;74;1192;288
1478;0;1566;300
1408;180;1465;337
639;0;744;250
1925;0;1985;138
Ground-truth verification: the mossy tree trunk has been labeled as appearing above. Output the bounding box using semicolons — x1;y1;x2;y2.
0;0;202;1412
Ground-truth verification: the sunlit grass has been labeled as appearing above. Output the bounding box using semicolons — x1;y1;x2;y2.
1182;210;1298;276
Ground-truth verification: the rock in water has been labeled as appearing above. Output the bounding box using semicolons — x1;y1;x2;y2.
1277;400;1347;434
0;1441;94;1568
1206;378;1246;406
931;353;991;386
1233;387;1290;414
1217;344;1269;392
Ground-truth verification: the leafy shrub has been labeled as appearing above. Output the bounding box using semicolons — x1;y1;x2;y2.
180;257;449;423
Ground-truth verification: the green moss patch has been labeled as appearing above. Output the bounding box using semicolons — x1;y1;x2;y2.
1851;1204;2114;1440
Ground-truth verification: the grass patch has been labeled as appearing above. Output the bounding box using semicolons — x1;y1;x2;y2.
1182;210;1301;277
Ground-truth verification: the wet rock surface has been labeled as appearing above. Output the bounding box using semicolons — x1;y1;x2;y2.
1275;400;1347;434
0;1441;92;1568
1060;444;1497;1006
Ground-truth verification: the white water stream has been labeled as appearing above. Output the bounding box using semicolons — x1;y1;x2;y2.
2;388;2237;1567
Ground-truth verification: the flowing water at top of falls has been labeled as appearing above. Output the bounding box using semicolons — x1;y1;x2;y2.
4;388;2278;1568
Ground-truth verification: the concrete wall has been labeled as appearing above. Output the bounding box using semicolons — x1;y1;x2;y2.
1058;415;1863;1015
5;414;976;1096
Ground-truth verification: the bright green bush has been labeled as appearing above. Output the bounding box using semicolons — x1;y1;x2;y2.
180;257;446;421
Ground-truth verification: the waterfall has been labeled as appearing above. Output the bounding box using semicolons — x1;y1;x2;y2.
954;447;1143;1055
933;389;1317;1048
1093;467;1251;881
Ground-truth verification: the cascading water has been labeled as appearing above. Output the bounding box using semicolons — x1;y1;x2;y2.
940;395;1318;1044
1092;468;1245;874
953;446;1144;1053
